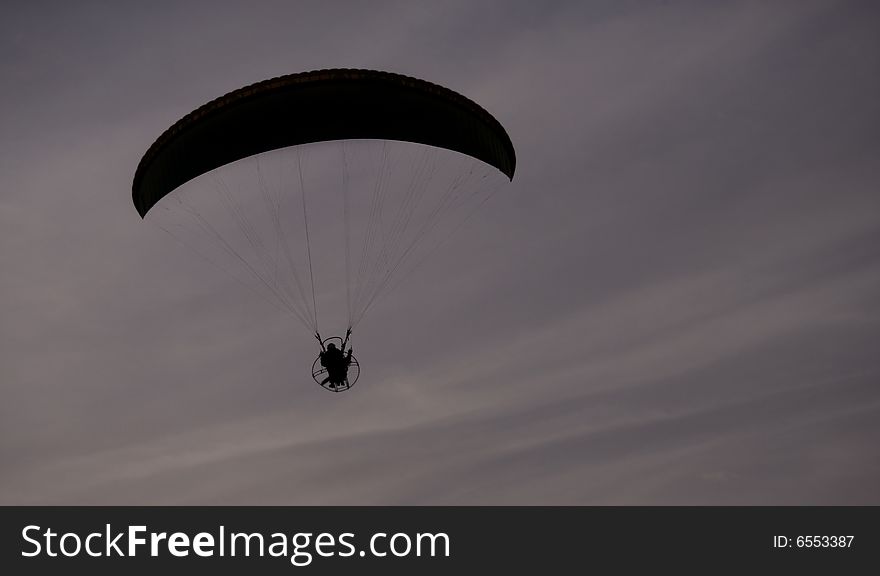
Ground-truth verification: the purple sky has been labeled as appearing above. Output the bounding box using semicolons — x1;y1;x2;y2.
2;0;879;504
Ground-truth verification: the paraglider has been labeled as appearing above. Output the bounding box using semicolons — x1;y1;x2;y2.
313;329;356;392
132;69;515;392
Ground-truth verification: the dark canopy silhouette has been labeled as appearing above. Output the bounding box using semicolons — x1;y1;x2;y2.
133;69;516;392
132;68;516;217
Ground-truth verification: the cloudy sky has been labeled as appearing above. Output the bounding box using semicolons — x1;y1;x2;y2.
2;0;879;504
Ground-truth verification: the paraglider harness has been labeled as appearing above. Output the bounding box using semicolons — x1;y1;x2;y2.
312;328;359;392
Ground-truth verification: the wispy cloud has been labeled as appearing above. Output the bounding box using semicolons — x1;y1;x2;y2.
2;0;879;504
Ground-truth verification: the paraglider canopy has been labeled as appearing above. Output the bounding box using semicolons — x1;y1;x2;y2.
134;69;516;392
132;68;516;218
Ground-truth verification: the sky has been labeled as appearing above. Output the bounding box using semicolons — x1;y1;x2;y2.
1;0;879;504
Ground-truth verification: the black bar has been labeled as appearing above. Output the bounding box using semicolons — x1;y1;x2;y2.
1;507;876;574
